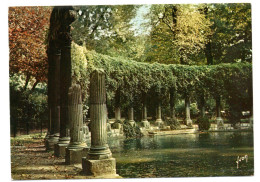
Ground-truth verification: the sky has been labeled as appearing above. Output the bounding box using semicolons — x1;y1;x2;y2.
130;4;152;36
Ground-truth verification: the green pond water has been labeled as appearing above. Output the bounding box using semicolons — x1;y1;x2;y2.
108;131;254;178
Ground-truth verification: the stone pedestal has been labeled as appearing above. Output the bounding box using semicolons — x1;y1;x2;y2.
45;134;59;150
141;120;150;129
82;69;118;177
216;117;224;130
82;157;117;177
54;137;70;157
112;123;123;134
66;146;89;165
155;104;164;127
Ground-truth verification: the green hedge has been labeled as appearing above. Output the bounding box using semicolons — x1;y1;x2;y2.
71;42;252;119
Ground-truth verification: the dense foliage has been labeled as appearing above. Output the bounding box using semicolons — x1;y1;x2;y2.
71;43;252;124
9;7;52;90
197;116;210;131
10;74;48;136
9;4;252;135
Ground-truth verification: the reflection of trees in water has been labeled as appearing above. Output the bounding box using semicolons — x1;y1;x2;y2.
227;132;253;147
114;132;253;178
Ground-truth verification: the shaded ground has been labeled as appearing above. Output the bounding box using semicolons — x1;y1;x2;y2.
11;135;89;180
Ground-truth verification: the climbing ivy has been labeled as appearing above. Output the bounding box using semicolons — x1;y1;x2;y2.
71;43;252;119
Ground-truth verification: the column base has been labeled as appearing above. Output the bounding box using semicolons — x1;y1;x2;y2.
82;157;117;177
54;137;70;157
155;119;164;128
216;117;224;130
185;119;193;128
65;145;89;165
141;120;150;129
87;146;112;160
128;120;136;127
54;143;69;157
45;134;59;151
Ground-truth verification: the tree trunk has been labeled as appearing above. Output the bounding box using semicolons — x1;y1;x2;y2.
23;74;30;90
31;80;39;92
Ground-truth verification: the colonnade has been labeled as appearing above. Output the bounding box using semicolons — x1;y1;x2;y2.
112;90;224;129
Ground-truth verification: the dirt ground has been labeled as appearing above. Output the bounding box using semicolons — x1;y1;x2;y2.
10;136;100;180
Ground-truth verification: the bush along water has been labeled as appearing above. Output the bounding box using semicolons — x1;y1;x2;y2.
197;116;210;131
122;120;143;138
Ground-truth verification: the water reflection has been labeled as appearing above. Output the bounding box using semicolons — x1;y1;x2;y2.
108;132;254;178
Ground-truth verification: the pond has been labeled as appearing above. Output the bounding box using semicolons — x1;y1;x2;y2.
108;131;254;178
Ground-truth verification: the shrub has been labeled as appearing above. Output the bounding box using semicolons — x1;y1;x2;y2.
122;120;143;138
197;116;210;131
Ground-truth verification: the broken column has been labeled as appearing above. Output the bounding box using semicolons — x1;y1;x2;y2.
216;96;224;130
65;84;88;165
82;69;117;177
54;6;76;157
185;96;193;127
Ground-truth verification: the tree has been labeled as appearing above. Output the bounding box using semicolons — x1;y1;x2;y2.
9;6;52;90
71;5;138;57
146;4;212;65
208;3;252;63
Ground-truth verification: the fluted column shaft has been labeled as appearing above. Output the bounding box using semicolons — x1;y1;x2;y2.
88;69;111;160
68;84;85;147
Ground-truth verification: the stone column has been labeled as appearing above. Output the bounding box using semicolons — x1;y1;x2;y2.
128;106;136;127
141;92;150;129
200;94;206;117
114;89;121;121
65;84;88;164
185;96;193;127
155;103;164;127
54;6;76;157
170;89;180;129
216;96;224;129
155;93;164;127
82;69;118;177
45;47;61;150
